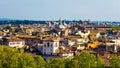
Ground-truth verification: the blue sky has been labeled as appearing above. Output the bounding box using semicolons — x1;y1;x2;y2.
0;0;120;21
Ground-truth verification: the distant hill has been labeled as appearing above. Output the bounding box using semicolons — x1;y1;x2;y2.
0;18;12;21
0;18;119;25
0;19;83;25
92;21;120;25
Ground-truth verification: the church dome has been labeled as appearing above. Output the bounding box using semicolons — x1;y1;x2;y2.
55;25;65;29
55;19;66;29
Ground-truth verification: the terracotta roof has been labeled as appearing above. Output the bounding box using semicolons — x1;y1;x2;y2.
42;37;60;41
55;47;73;54
7;38;24;42
16;35;39;39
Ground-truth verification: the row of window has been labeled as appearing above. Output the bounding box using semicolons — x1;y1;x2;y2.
44;44;52;48
44;42;58;48
9;42;24;45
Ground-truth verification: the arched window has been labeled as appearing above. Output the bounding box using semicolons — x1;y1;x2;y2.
47;42;49;48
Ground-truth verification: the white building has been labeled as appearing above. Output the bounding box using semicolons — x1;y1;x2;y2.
76;30;90;38
59;52;73;58
106;39;120;52
6;38;25;48
42;37;60;55
68;40;76;47
112;39;120;46
77;38;89;44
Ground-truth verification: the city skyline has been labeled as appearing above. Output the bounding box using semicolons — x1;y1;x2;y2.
0;0;120;21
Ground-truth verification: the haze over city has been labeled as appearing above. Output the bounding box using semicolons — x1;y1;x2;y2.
0;0;120;21
1;0;120;68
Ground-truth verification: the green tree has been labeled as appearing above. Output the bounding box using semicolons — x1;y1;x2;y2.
74;51;97;68
0;46;44;68
96;56;105;68
34;56;46;68
65;59;78;68
46;58;65;68
18;53;36;68
110;55;120;68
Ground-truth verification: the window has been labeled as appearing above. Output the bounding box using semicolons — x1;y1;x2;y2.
44;52;46;55
10;42;15;45
44;44;46;48
47;42;49;48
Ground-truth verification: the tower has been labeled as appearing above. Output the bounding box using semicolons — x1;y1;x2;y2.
58;19;62;25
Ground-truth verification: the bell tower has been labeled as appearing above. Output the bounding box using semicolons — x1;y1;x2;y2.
58;19;62;25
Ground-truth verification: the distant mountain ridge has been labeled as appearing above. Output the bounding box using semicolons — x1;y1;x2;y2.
0;18;120;25
0;18;13;21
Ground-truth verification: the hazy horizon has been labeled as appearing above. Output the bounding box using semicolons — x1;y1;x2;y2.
0;0;120;21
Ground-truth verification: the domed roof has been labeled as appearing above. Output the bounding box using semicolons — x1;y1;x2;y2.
55;25;65;29
55;19;66;29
